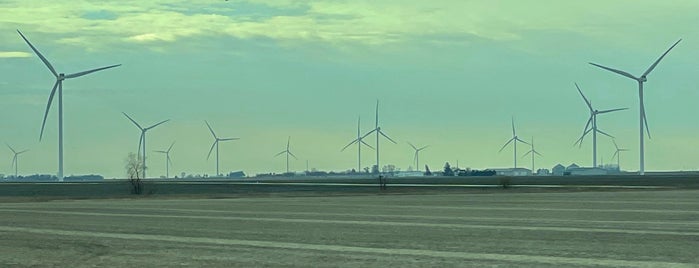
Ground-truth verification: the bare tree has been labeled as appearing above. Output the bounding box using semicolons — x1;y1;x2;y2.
125;152;144;194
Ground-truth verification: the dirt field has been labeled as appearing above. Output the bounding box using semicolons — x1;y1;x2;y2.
1;189;698;267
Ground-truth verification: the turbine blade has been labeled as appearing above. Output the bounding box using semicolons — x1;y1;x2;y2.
287;136;291;150
6;143;16;154
589;62;638;80
288;151;298;159
575;83;593;112
145;119;169;130
620;149;629;152
39;81;59;141
642;39;682;78
642;106;651;139
219;138;239;141
360;139;375;150
168;156;173;166
205;121;217;139
19;149;30;155
613;139;619;150
612;151;619;159
379;130;397;144
418;145;429;151
375;100;379;128
360;129;377;140
11;156;16;168
154;150;167;153
167;141;175;152
65;64;121;79
499;138;514;152
522;150;532;158
574;128;592;147
597;107;628;114
122;112;143;130
274;151;286;157
582;116;593;136
407;142;417;150
596;128;614;139
511;117;516;136
516;137;530;145
137;132;143;155
534;151;543;157
341;139;359;152
207;141;216;160
17;30;58;78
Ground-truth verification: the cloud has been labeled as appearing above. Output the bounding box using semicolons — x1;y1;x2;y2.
0;51;32;58
0;0;697;51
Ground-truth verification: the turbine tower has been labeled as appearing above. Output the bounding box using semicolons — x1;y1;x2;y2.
499;117;529;169
6;144;28;178
155;141;175;178
589;39;681;175
522;137;542;174
18;30;121;181
611;139;629;171
205;121;239;177
362;100;396;174
123;113;169;179
275;136;297;173
408;142;428;172
573;83;627;167
341;116;374;172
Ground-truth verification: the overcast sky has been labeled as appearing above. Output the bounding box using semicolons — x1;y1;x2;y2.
0;1;698;178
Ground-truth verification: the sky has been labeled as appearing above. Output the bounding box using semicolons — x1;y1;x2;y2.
0;0;698;178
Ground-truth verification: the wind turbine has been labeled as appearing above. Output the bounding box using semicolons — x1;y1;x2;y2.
361;100;396;174
499;117;529;169
17;30;121;181
155;141;175;178
611;139;629;171
522;137;542;174
275;136;297;173
123;112;169;179
205;121;239;177
573;83;627;167
589;39;681;175
341;116;374;172
408;142;428;172
6;144;28;178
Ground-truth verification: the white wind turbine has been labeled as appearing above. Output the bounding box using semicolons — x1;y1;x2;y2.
123;113;169;179
275;136;297;173
155;141;175;178
611;139;629;171
205;121;239;177
573;83;627;167
341;116;374;172
361;100;397;174
18;30;121;181
522;137;542;174
589;39;681;175
499;117;529;169
6;144;28;178
408;142;428;172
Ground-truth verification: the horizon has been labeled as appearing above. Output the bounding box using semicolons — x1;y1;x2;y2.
1;1;698;178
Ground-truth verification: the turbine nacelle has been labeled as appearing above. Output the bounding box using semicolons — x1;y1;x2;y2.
639;76;647;82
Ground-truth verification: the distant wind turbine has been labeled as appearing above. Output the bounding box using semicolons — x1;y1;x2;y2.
361;100;396;174
205;121;239;177
589;39;681;175
408;142;428;172
522;137;542;174
275;136;297;173
155;141;175;178
18;30;121;181
499;117;529;169
6;144;28;178
611;139;629;171
573;83;627;167
341;116;374;172
123;112;169;179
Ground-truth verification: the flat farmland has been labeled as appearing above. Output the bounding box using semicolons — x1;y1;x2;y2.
1;189;698;267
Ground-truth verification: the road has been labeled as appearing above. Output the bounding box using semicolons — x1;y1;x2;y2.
0;190;698;267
